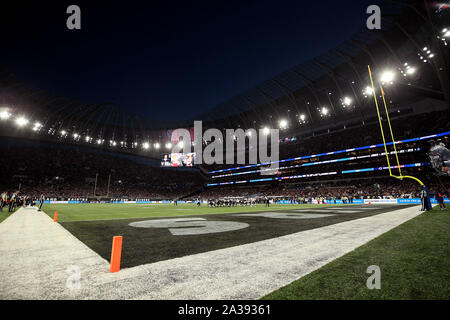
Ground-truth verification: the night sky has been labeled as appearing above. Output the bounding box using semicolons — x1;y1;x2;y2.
1;0;382;122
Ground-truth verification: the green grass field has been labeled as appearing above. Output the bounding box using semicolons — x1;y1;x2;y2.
0;210;13;223
41;203;350;222
262;206;450;300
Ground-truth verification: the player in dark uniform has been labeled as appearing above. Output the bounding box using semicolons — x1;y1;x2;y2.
0;191;7;212
38;194;45;211
9;191;19;212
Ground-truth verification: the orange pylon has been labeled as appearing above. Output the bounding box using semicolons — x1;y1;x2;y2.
110;236;123;273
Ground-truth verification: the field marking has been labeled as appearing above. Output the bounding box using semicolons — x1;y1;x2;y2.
129;218;249;235
0;207;109;299
43;205;348;223
2;205;420;299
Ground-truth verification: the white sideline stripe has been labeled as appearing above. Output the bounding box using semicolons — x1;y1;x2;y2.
0;207;110;300
0;205;421;300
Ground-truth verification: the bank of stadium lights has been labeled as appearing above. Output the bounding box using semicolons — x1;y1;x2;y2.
73;133;79;140
319;107;329;117
279;119;288;129
379;70;395;84
341;96;353;109
165;142;172;149
418;46;434;63
443;28;450;38
142;142;150;149
15;116;29;127
154;142;160;149
96;139;104;145
109;140;117;147
60;130;67;136
32;122;42;131
0;110;11;120
363;86;374;98
299;114;306;124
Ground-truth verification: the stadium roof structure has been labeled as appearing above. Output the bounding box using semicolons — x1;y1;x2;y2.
0;0;449;155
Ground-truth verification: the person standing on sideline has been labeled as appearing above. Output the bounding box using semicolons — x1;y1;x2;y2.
38;194;45;211
0;191;7;212
435;190;447;210
422;185;432;212
420;187;426;211
8;191;19;212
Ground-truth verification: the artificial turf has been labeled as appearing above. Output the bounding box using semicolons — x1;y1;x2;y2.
0;210;13;223
46;204;403;268
262;206;450;300
42;203;352;222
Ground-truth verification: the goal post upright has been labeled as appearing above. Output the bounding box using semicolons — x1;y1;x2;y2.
367;65;424;186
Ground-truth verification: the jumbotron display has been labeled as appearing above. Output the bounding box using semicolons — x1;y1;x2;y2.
161;153;196;167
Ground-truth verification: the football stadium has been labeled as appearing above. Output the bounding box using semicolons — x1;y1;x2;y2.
0;0;449;308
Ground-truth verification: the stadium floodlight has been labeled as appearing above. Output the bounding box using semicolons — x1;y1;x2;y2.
97;139;103;145
165;142;172;149
154;143;160;149
342;96;352;106
142;142;150;149
262;127;270;135
406;67;416;75
279;119;288;129
320;107;329;116
444;30;450;38
85;136;91;142
423;46;428;51
428;53;434;58
15;116;29;127
299;114;306;121
364;86;374;96
0;110;11;120
380;70;395;84
73;133;79;139
61;130;67;135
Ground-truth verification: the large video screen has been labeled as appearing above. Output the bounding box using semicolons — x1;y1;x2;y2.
161;153;195;167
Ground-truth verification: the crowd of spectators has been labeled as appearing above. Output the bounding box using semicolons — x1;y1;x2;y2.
0;145;204;200
197;177;448;201
0;110;448;201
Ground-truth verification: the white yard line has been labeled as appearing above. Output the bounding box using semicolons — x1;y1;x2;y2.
0;205;421;300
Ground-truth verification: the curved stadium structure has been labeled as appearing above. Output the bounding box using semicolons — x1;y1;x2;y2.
0;0;448;201
1;0;450;303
